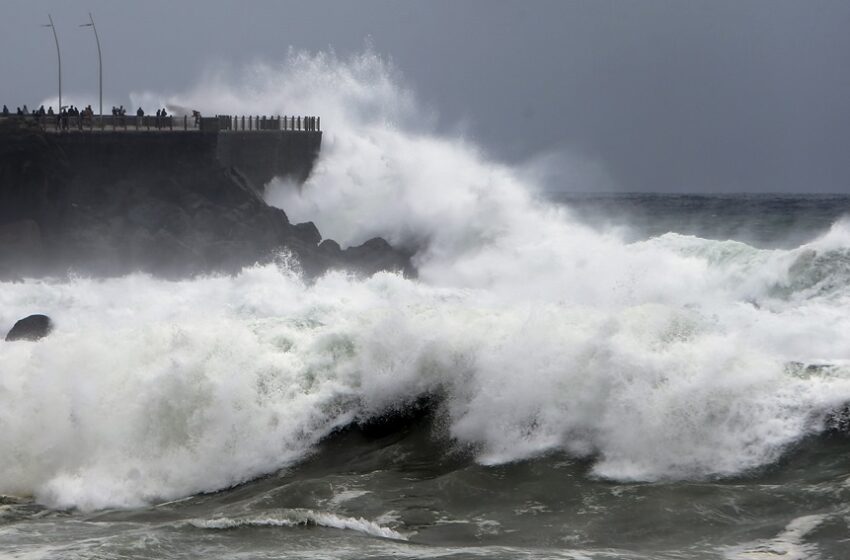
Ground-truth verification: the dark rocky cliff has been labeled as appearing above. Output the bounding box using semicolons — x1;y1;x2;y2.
0;120;412;279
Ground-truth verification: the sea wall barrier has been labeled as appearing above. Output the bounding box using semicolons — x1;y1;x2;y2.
0;114;320;133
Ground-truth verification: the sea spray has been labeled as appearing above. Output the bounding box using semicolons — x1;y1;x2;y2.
2;51;850;511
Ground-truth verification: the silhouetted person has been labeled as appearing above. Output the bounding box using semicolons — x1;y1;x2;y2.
2;105;8;116
47;106;53;116
137;107;144;117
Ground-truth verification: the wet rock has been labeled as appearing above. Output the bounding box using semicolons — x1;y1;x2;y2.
293;221;322;245
343;237;415;277
5;314;53;342
318;238;342;255
0;219;42;250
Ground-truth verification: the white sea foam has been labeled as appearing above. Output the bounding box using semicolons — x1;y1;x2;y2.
724;514;827;559
188;508;407;540
3;50;850;510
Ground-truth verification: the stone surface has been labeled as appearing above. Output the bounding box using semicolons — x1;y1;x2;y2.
5;314;53;342
0;120;413;279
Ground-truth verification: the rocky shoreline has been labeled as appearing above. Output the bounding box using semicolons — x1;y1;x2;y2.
0;119;413;279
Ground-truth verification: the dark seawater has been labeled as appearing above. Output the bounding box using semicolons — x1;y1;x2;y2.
549;193;850;249
3;194;850;559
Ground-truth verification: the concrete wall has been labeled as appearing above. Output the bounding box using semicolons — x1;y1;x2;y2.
215;130;322;189
48;128;322;192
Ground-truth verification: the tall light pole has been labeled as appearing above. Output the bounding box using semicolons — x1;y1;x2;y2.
42;14;61;112
80;13;102;127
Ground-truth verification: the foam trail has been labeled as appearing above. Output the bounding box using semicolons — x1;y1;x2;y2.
188;508;407;540
3;50;850;511
724;514;827;559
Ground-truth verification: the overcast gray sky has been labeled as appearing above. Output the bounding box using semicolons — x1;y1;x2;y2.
3;1;849;193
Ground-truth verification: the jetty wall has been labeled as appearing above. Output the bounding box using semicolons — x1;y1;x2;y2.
215;130;322;187
41;128;322;193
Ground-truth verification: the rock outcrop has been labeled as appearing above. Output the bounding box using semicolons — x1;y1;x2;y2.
0;119;413;279
5;314;53;342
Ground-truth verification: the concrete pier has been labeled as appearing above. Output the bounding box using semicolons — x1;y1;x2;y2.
0;113;323;192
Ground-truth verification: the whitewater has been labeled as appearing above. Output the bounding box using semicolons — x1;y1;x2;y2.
3;50;850;558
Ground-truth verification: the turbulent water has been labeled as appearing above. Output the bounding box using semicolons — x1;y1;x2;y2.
3;51;850;559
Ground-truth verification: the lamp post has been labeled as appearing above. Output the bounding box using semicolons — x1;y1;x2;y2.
80;13;102;127
42;14;61;112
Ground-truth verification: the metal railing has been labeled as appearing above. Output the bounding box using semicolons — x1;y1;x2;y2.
0;113;321;133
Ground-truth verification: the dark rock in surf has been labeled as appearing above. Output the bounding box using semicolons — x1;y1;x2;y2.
293;221;322;246
318;239;342;256
342;237;415;277
5;314;53;342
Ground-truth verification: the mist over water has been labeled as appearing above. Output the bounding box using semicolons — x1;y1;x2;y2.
4;50;850;558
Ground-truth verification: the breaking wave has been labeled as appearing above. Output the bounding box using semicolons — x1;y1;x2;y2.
3;49;850;511
187;508;407;540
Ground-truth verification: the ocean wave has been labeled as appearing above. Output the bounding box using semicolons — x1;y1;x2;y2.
3;50;850;512
186;508;407;540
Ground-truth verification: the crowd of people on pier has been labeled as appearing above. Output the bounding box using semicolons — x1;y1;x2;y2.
1;103;171;129
3;103;320;133
1;103;100;129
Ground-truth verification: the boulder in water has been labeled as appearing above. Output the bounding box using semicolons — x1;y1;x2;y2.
5;314;53;342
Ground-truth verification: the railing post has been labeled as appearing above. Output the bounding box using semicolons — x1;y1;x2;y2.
317;116;320;131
